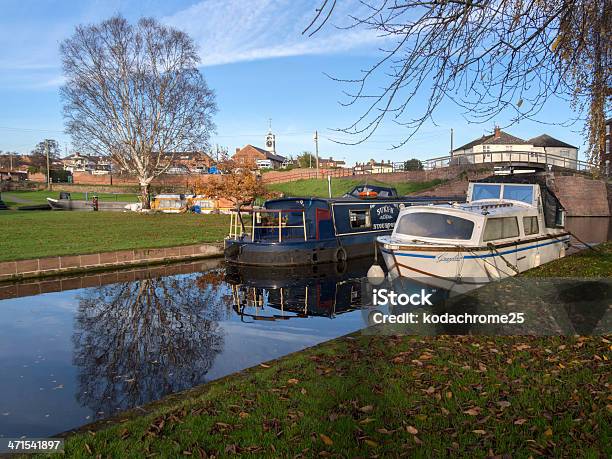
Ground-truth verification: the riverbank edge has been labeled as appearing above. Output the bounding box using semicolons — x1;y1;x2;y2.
44;243;611;456
0;242;224;282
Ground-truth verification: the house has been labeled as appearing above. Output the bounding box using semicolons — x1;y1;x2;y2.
528;134;578;168
161;151;214;174
232;129;286;169
451;127;579;169
602;118;611;176
62;153;97;173
354;159;394;174
0;169;28;181
319;157;346;168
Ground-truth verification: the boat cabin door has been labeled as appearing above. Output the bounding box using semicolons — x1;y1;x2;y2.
315;208;333;240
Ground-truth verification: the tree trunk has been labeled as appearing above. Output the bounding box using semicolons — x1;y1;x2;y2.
140;183;151;209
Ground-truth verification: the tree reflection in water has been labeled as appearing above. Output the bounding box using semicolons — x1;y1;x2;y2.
72;270;230;418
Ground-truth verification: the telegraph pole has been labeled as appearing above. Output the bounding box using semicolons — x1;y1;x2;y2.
450;128;454;158
45;140;51;190
314;130;320;179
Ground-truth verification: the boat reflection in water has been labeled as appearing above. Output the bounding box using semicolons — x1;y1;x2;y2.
226;258;375;321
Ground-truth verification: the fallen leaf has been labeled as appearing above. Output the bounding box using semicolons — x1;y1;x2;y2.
364;439;378;447
497;401;511;408
406;425;418;435
514;418;527;425
464;408;481;416
259;363;271;368
359;405;374;413
239;412;249;419
359;417;375;424
473;430;486;435
320;433;333;446
544;428;553;437
287;378;299;385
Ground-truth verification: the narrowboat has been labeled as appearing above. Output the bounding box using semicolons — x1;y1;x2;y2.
224;185;463;266
151;194;188;213
47;195;132;212
378;176;570;292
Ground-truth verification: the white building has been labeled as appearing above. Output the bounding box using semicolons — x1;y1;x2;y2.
451;128;578;169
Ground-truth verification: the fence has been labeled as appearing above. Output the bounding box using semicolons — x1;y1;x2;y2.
415;151;597;174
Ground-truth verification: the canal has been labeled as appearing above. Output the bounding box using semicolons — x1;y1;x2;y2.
0;217;609;438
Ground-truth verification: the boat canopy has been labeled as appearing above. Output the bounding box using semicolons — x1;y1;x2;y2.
395;211;476;241
472;175;565;228
344;184;398;198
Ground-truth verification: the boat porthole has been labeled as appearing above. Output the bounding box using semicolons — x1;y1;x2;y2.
312;251;318;263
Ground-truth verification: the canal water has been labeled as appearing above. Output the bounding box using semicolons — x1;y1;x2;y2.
0;217;609;438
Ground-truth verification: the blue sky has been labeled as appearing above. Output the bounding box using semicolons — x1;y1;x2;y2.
0;0;588;164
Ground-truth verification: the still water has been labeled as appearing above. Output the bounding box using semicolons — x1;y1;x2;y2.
0;217;609;438
0;259;373;438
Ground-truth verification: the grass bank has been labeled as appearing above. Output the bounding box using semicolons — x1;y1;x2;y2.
53;334;610;458
268;178;445;197
0;211;229;262
522;241;612;277
50;245;611;458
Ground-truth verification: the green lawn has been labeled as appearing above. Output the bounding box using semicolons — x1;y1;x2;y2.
1;190;139;207
0;211;229;262
268;178;444;197
52;334;610;458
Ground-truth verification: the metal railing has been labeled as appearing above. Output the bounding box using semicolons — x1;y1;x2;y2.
415;150;597;173
228;208;308;242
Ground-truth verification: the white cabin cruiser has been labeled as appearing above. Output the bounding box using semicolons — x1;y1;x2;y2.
378;180;570;293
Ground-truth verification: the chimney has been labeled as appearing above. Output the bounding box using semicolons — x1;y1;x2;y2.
235;147;240;154
494;126;501;139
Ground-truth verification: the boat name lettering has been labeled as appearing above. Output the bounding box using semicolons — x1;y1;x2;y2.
373;222;395;230
375;205;396;218
435;253;464;263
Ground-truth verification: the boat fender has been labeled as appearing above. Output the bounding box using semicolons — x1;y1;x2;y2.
367;263;385;286
333;247;347;263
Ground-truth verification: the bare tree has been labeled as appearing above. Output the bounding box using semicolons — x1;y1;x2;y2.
306;1;610;162
60;16;217;207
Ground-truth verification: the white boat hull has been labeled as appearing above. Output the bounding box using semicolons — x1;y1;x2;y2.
380;233;570;294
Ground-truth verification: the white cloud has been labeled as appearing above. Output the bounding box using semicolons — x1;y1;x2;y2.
163;0;385;66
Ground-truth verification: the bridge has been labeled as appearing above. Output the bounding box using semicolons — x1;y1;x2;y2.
416;150;597;174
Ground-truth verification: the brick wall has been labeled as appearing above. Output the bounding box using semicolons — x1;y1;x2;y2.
552;176;611;217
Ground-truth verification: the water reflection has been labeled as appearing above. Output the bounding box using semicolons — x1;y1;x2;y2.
72;270;230;419
226;261;370;321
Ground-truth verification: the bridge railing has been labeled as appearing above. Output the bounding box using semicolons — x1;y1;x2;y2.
411;151;596;173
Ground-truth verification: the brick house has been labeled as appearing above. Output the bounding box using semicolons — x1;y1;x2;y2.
233;145;286;169
161;151;214;174
319;157;346;168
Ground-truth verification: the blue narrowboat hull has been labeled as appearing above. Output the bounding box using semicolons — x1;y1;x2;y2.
224;193;463;267
224;232;384;266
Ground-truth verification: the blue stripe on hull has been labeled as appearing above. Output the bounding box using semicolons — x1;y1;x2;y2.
382;237;569;259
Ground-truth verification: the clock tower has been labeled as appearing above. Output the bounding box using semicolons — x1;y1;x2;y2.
265;130;276;154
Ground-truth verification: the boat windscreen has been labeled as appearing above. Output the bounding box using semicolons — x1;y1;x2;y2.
395;212;474;240
472;184;501;201
502;184;533;204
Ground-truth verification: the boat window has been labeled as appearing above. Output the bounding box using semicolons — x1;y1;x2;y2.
395;213;474;240
503;185;534;204
483;217;520;241
349;209;371;229
472;184;501;201
523;216;539;235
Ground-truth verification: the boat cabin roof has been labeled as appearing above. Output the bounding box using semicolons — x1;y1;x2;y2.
343;184;398;198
